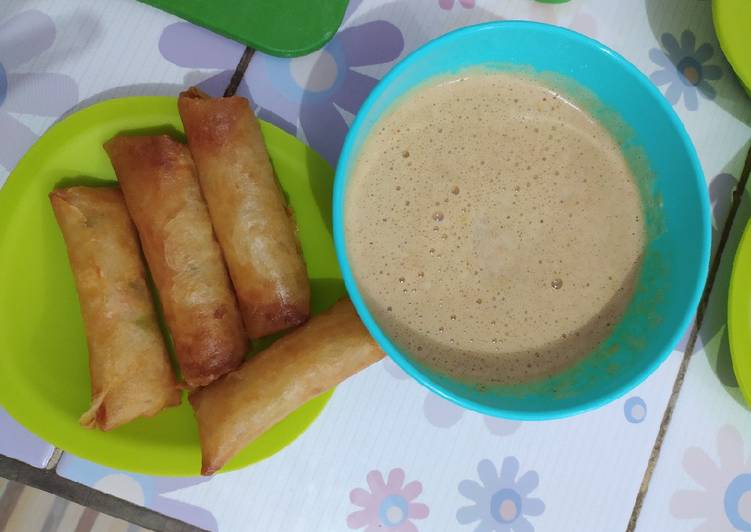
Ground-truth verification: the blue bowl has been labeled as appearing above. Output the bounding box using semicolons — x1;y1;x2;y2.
333;21;710;419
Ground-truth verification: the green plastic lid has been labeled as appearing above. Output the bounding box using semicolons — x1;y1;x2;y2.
140;0;349;57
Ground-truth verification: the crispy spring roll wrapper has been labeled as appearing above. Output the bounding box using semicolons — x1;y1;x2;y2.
190;298;384;475
49;187;180;430
178;88;310;339
105;135;247;387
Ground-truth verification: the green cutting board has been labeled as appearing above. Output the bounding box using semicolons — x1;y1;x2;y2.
140;0;349;57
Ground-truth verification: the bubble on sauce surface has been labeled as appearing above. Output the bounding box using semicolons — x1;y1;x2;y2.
345;71;644;385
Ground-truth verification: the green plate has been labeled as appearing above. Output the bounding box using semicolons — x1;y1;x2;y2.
729;219;751;407
0;96;341;476
140;0;348;57
713;0;751;95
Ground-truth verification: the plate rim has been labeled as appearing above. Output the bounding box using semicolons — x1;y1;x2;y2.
713;0;751;95
729;218;751;406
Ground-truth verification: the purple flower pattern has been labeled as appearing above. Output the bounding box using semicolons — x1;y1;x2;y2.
158;21;296;133
246;0;404;165
0;407;54;467
0;10;78;171
649;30;723;111
383;360;522;435
159;21;246;95
458;458;545;531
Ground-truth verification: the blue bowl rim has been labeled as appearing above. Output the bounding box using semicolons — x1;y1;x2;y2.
332;20;711;420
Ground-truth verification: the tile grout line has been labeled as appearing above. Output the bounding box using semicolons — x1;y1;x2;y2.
626;143;751;532
44;448;63;471
223;47;255;97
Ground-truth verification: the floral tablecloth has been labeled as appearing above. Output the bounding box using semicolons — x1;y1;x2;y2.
1;0;750;531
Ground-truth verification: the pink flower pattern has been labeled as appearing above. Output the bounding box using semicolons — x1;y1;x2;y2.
348;468;430;531
671;425;751;531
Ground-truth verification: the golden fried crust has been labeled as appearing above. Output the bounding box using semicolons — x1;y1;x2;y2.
50;186;180;430
190;298;384;475
178;90;310;339
105;135;247;387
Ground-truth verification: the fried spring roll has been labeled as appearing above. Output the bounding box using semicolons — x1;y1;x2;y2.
105;135;247;387
50;186;180;430
178;88;310;339
190;298;383;474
